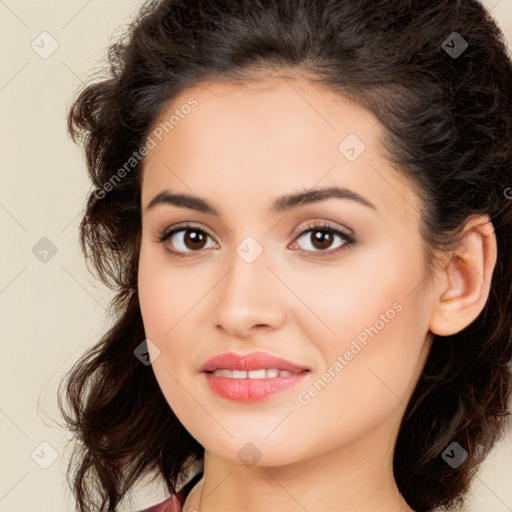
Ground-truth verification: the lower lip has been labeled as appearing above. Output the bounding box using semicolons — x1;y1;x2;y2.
203;371;310;403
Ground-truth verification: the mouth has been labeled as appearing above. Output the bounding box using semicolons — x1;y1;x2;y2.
205;368;310;379
200;351;311;402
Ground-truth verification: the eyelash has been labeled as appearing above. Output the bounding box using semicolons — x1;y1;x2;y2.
156;221;356;259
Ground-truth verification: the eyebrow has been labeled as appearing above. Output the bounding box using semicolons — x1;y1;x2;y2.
144;186;376;215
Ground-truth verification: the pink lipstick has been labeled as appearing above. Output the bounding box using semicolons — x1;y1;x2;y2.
200;351;310;403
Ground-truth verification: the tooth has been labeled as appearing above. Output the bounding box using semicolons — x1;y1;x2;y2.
214;369;233;377
211;368;295;378
247;369;267;379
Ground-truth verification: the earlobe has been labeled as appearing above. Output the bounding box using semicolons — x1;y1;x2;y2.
429;215;497;337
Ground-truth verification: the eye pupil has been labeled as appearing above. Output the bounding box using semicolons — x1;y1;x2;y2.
185;230;207;250
312;230;333;250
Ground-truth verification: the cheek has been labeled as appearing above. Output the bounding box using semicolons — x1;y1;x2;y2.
138;252;200;412
138;245;197;339
298;240;429;404
138;253;170;337
343;248;428;429
290;297;428;457
137;246;215;389
288;247;407;352
138;254;185;365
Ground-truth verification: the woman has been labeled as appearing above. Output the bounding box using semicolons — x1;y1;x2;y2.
58;1;512;511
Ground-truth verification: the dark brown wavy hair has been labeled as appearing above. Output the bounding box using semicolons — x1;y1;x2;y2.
57;0;512;511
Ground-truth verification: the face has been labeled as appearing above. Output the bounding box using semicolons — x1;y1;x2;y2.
138;76;435;466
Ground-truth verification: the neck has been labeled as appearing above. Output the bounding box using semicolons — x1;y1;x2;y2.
182;410;415;512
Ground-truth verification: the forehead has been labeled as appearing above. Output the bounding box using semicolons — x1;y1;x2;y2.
141;77;420;222
147;76;380;163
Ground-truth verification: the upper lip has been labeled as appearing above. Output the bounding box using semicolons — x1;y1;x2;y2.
200;351;310;374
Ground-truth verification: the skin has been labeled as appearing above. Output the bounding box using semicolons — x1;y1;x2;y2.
137;75;497;512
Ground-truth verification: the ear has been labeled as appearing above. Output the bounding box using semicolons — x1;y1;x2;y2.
429;214;497;337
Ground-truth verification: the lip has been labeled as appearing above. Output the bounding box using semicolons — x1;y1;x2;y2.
199;351;310;374
204;372;309;403
200;351;311;403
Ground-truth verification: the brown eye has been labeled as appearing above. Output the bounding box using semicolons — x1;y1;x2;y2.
309;230;335;250
291;221;356;258
181;229;208;250
158;221;356;260
159;224;217;256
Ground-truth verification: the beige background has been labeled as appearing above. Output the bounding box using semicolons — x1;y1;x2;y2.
1;1;512;511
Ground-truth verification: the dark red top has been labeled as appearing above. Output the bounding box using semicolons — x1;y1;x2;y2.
135;495;182;512
134;473;202;512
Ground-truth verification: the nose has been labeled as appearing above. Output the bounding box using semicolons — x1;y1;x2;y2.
211;245;286;339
